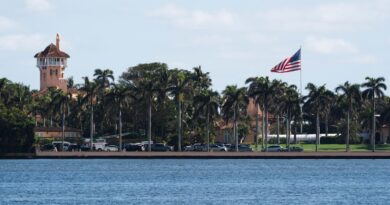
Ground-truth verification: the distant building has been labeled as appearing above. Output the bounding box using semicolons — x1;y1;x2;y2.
34;33;70;92
34;127;82;140
215;98;264;144
33;34;82;140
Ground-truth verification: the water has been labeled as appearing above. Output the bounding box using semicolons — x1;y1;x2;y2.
1;159;390;205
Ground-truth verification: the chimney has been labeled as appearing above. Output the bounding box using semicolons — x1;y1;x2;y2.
56;33;60;50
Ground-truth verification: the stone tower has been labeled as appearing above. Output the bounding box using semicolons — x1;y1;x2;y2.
34;34;70;92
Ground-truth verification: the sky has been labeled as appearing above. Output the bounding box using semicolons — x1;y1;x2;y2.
0;0;389;95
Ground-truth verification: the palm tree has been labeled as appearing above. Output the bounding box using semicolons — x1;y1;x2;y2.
280;85;299;149
362;77;387;152
79;77;99;150
94;69;114;89
335;81;361;151
121;63;169;151
168;69;193;152
194;89;220;151
192;66;211;94
245;77;262;150
51;89;72;151
304;83;333;152
221;85;248;152
105;83;134;151
245;77;275;151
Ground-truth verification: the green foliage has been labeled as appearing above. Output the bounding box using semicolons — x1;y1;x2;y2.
0;103;35;153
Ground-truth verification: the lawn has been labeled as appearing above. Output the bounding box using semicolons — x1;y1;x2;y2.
251;143;390;152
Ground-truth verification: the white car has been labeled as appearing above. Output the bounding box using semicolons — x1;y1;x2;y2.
104;145;118;152
209;144;228;152
263;145;284;152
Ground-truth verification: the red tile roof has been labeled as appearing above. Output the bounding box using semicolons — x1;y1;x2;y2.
34;43;70;58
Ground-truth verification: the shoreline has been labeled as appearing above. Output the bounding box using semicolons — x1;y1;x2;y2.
2;151;390;159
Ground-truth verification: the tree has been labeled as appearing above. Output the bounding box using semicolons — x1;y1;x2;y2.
79;77;99;150
221;85;248;152
94;69;114;89
51;89;72;151
280;84;300;149
362;77;387;152
335;81;361;151
304;83;333;152
194;89;220;151
0;104;35;153
121;63;168;151
168;69;193;151
105;83;134;151
245;76;275;151
192;66;211;95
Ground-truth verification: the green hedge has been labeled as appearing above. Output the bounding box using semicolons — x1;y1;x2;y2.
0;104;35;153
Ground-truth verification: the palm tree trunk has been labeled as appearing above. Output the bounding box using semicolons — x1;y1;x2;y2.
234;106;238;152
206;109;210;152
62;111;65;151
372;96;376;152
177;100;182;152
43;117;46;127
316;111;320;152
287;109;290;151
255;103;259;151
346;104;350;152
294;122;297;144
148;96;152;152
119;107;122;152
90;101;94;151
264;105;268;152
325;113;329;138
277;115;280;145
261;104;265;150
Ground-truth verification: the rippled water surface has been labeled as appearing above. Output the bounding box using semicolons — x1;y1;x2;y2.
1;159;390;204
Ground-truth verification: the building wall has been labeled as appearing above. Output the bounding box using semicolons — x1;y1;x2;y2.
40;64;67;91
35;131;81;139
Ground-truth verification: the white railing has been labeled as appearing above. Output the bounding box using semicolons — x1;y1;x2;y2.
37;61;67;67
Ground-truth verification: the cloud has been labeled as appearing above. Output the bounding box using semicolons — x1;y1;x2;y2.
305;36;357;54
0;34;48;51
256;1;389;33
25;0;52;12
189;34;232;46
352;55;379;65
148;4;238;30
0;17;18;32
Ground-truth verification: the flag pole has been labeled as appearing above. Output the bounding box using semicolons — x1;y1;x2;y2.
299;46;303;134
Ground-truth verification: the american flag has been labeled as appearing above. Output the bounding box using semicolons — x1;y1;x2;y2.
271;49;301;73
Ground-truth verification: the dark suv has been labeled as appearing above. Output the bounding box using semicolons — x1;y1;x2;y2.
149;143;172;152
124;144;145;151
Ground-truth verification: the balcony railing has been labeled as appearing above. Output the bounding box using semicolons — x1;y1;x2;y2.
37;61;67;67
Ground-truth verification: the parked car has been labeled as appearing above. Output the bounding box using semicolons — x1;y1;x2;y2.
284;146;304;152
229;144;253;152
185;143;203;151
124;143;145;152
149;143;172;152
104;145;119;152
80;145;90;151
67;144;80;151
41;143;56;152
52;141;71;151
209;144;228;152
263;145;284;152
238;144;253;152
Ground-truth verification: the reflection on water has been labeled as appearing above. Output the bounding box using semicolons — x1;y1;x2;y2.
1;159;390;204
